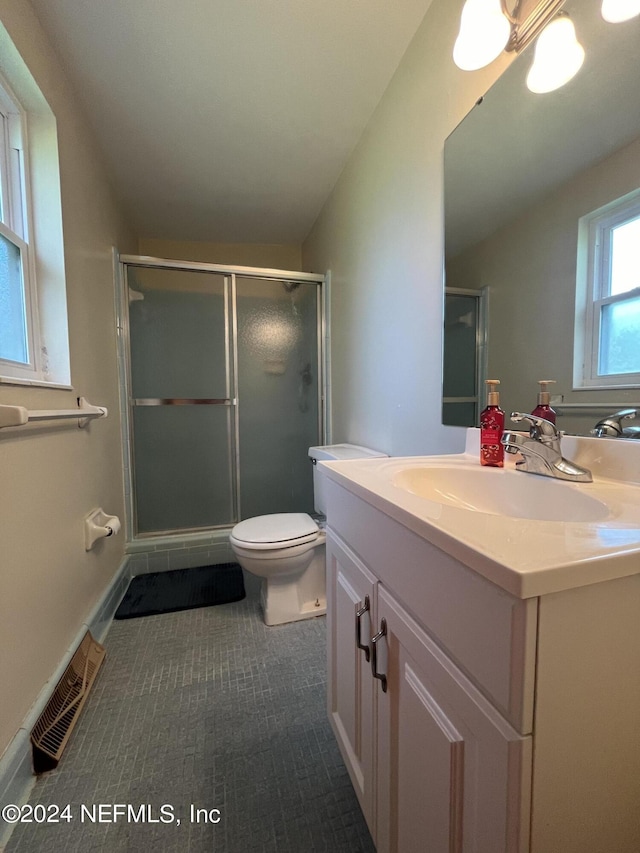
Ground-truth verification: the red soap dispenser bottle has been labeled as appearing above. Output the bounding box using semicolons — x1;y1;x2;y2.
531;379;557;424
480;379;505;467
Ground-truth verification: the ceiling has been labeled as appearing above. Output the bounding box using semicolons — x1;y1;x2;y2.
29;0;435;245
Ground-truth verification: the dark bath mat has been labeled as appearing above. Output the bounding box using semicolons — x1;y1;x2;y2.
114;562;246;619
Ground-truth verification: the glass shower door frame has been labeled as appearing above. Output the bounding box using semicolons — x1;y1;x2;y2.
442;286;488;426
117;255;326;541
129;273;238;534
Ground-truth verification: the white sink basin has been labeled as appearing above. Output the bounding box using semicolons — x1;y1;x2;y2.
318;433;640;597
392;465;610;522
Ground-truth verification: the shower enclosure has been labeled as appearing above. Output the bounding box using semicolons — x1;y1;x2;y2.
118;256;325;539
442;287;487;427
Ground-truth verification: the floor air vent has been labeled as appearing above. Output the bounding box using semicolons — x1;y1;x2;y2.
31;631;106;773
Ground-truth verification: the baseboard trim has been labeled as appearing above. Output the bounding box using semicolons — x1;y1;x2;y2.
0;556;132;850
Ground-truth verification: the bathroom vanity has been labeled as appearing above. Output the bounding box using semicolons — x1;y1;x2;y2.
321;432;640;853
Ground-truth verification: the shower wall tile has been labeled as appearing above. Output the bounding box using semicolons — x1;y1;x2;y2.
146;552;170;574
168;549;202;571
126;530;235;575
127;553;149;575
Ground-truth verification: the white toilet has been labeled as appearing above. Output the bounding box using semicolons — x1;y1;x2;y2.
230;444;387;626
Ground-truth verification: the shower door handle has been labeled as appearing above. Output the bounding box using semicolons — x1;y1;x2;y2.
132;398;237;406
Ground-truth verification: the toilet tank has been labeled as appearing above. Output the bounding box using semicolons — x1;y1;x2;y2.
308;443;388;515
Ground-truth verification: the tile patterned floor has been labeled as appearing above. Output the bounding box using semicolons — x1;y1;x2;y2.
5;578;375;853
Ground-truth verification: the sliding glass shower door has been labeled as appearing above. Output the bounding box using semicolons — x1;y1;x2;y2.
125;262;322;537
128;267;235;533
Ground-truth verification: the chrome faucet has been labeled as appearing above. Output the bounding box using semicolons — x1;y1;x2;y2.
591;408;640;439
501;413;592;482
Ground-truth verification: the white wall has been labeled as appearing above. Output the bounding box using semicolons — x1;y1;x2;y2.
138;238;302;272
0;0;136;757
303;0;513;456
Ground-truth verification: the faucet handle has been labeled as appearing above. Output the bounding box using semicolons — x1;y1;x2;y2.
592;408;637;437
605;408;636;425
510;412;560;441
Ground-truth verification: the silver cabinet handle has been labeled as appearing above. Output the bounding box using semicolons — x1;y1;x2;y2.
356;595;371;662
371;618;387;693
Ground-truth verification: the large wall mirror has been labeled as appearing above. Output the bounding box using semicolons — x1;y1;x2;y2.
443;0;640;436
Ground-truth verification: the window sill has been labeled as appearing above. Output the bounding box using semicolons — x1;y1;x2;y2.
573;382;640;392
0;375;73;391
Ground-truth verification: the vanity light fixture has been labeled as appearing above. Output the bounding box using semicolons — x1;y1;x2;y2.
526;13;585;92
453;1;591;93
601;0;640;22
453;0;567;72
453;0;512;71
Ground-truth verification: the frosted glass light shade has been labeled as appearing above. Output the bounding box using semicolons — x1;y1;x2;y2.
453;0;511;71
526;15;585;94
601;0;640;22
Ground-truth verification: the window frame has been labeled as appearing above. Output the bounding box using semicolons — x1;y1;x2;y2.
0;72;42;382
576;190;640;390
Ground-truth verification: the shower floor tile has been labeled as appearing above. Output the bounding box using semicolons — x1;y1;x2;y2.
5;590;374;853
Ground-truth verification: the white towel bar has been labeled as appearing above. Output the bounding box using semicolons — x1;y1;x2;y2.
0;397;108;430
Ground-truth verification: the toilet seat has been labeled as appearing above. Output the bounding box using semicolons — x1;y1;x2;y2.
229;444;386;626
230;513;319;551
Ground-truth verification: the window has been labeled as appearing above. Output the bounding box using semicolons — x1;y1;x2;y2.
575;191;640;389
0;21;70;387
0;77;37;376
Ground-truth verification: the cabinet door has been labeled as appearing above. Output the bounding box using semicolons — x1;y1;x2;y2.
326;531;378;837
375;586;532;853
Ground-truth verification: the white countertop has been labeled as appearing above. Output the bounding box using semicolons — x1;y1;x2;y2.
319;430;640;598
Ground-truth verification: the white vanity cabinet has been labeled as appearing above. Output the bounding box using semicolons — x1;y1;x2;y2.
324;470;640;853
327;533;377;835
375;584;531;853
327;529;531;853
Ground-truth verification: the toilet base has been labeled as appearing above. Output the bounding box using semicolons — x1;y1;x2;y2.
261;579;326;626
259;548;326;626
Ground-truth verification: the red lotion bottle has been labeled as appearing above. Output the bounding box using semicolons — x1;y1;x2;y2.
480;379;505;467
531;379;557;424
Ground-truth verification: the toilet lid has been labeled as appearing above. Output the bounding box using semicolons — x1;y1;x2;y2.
231;513;319;546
